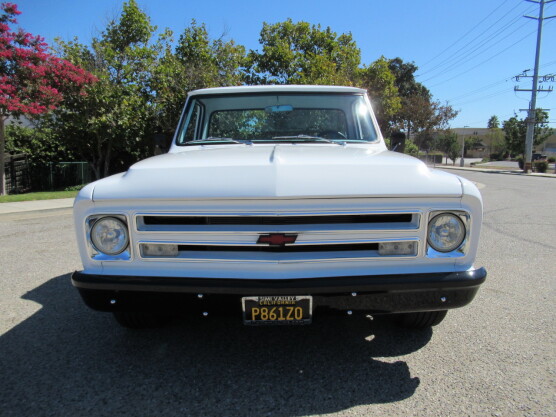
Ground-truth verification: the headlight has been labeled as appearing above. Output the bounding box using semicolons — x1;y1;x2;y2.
427;213;466;253
90;217;129;255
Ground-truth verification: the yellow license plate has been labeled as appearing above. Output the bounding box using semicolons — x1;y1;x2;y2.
242;296;312;325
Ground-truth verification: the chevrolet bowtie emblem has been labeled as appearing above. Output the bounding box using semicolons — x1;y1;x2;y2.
257;233;298;246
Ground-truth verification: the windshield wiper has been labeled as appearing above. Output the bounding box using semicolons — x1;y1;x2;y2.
271;135;341;145
185;137;252;145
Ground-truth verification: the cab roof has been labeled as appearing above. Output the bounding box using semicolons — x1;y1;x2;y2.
188;85;367;96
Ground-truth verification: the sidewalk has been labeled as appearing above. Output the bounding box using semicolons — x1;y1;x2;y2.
436;165;556;178
0;198;74;215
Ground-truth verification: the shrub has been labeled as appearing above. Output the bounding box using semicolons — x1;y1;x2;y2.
404;140;419;157
548;157;555;163
534;161;548;173
64;184;87;192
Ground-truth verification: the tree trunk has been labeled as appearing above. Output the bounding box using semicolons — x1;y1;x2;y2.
103;140;112;178
90;160;101;181
0;116;6;196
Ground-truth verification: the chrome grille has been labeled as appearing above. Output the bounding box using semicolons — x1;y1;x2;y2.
133;211;421;261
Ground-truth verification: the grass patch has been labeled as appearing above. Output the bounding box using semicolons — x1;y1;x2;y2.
0;190;78;203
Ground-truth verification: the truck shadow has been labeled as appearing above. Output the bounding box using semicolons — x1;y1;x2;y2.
0;273;433;417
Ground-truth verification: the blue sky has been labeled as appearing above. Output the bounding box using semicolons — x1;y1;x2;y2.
15;0;556;128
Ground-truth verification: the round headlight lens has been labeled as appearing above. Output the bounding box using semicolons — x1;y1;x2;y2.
427;213;466;253
90;217;129;255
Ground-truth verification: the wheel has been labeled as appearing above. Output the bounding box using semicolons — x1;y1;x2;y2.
112;311;170;329
395;310;448;329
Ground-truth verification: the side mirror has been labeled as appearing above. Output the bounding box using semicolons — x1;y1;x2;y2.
153;132;171;155
390;131;406;153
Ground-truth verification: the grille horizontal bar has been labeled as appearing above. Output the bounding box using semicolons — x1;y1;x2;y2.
175;243;380;253
141;214;413;226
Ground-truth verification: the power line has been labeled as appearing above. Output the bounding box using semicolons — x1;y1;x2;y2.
448;79;510;102
451;88;512;107
417;2;532;78
418;0;509;69
428;30;536;88
445;60;555;103
420;14;534;83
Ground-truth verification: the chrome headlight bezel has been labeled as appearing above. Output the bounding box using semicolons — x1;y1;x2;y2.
427;211;469;256
86;215;131;260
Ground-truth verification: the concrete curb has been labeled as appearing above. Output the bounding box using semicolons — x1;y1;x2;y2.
435;165;556;178
0;198;74;215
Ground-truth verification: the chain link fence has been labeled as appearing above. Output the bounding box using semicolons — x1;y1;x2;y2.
3;155;92;193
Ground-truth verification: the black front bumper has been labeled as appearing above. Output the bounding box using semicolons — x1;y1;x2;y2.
72;268;487;314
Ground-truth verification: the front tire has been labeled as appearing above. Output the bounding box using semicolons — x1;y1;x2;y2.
395;310;448;329
112;311;169;329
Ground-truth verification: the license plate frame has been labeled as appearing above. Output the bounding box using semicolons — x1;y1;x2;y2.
242;295;313;325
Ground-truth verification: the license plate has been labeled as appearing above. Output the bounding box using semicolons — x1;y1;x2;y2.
242;295;312;325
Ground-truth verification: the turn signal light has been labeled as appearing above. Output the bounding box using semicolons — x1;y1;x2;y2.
141;244;179;257
378;241;416;256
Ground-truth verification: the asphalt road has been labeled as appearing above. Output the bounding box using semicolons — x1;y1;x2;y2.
0;171;554;417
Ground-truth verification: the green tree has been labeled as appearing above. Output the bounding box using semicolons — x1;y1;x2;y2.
396;95;458;150
387;58;430;100
5;123;72;167
437;130;460;165
152;20;246;134
358;56;401;133
245;19;360;85
487;115;499;129
403;139;419;157
464;136;483;155
486;116;504;157
385;58;457;146
52;0;160;179
502;110;552;158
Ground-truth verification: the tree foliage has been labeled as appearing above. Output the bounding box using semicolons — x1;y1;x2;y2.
502;110;552;157
385;58;457;146
396;94;458;150
358;56;401;133
245;19;360;85
436;130;460;165
387;58;430;100
485;115;504;157
51;0;159;179
487;115;499;129
152;20;245;134
5;5;466;187
0;2;95;194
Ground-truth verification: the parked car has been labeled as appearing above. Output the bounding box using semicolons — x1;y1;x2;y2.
72;85;486;329
532;153;547;161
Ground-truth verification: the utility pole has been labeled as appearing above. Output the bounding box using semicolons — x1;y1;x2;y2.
460;128;468;167
514;0;555;172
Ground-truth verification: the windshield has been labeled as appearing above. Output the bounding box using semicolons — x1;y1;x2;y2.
176;93;378;145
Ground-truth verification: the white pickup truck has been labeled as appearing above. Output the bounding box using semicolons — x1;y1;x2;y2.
72;85;486;329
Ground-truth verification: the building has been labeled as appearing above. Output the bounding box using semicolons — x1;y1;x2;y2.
452;127;556;158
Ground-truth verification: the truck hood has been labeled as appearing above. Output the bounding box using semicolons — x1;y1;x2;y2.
91;144;463;201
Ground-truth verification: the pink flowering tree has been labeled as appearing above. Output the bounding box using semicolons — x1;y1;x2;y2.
0;3;96;195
